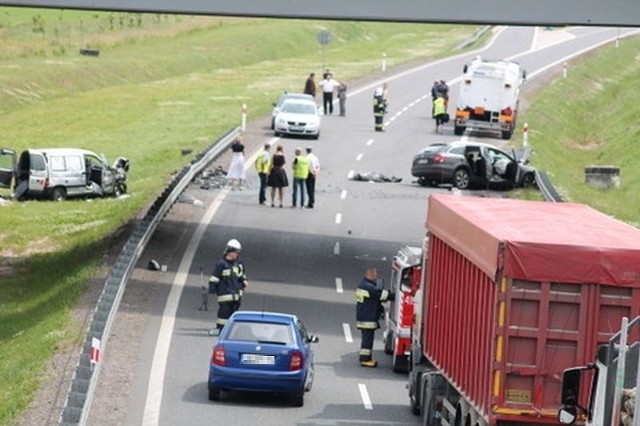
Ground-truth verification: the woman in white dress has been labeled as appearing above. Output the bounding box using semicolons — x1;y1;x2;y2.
226;137;246;190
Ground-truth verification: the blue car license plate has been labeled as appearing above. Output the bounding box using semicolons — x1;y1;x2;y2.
241;353;275;365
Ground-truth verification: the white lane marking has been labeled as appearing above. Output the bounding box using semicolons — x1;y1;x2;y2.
340;190;348;200
335;277;343;293
366;139;374;146
347;170;355;179
343;323;353;343
335;213;342;224
358;384;373;410
142;189;228;426
356;153;363;161
333;241;340;255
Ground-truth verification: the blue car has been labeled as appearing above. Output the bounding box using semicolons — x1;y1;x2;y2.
208;311;319;407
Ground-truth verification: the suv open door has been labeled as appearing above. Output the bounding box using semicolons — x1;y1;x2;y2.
0;148;16;189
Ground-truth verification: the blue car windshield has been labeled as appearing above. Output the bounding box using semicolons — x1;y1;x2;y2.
228;321;294;345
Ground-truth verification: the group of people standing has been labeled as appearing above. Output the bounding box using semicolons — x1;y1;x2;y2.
254;143;320;209
304;70;347;117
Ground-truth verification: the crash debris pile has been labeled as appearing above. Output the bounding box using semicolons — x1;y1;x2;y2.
194;166;228;190
352;172;402;183
621;387;636;426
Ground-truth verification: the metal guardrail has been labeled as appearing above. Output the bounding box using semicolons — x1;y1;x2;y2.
59;127;241;426
535;169;563;202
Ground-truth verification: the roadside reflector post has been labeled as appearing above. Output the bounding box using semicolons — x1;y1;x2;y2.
382;53;387;72
241;104;248;131
563;62;568;78
523;122;529;147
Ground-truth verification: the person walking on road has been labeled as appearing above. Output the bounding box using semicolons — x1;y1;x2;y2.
254;143;271;205
303;73;317;98
317;73;341;115
356;268;394;367
337;83;347;117
291;147;310;208
208;239;248;335
433;94;447;134
267;145;288;208
373;86;387;132
305;146;320;209
226;137;246;190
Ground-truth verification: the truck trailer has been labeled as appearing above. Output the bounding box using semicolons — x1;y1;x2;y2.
408;194;640;426
454;57;525;140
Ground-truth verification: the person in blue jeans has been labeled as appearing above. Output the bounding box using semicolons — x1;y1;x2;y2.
291;147;310;208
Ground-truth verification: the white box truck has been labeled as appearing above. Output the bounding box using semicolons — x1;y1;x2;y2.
454;56;525;140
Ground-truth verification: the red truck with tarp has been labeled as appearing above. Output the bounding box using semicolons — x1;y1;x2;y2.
408;193;640;426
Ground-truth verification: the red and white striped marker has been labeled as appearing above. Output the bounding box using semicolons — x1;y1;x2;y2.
90;337;101;364
241;104;248;131
523;122;529;147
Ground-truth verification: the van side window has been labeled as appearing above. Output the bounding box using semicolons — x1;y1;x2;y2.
50;156;66;172
30;154;46;171
66;156;83;172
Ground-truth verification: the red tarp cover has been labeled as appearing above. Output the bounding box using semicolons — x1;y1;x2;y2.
426;194;640;286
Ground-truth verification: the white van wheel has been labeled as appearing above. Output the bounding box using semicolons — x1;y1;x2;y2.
51;187;67;201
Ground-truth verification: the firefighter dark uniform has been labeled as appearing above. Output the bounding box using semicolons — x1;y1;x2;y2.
356;268;393;367
209;239;247;333
373;88;387;132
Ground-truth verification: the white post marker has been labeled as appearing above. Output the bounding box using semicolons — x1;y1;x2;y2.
90;337;101;364
241;103;248;131
563;62;568;78
523;122;529;147
381;52;386;72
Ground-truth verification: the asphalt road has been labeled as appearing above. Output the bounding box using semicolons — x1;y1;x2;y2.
86;26;637;426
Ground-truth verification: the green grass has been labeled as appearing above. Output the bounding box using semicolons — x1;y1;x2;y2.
0;8;479;424
517;37;640;226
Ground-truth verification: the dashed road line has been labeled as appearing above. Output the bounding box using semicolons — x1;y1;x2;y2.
343;323;353;343
333;241;340;255
340;190;348;200
335;277;343;293
358;384;373;410
356;153;363;161
335;213;342;224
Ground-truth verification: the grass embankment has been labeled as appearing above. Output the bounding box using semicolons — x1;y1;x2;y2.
517;36;640;226
0;9;477;424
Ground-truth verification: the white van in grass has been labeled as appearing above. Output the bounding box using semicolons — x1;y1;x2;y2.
0;147;129;201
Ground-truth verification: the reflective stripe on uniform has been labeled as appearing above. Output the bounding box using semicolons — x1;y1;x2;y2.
221;269;231;277
359;348;372;356
357;321;378;329
216;318;228;327
355;288;370;303
218;294;240;302
381;289;389;301
209;275;220;284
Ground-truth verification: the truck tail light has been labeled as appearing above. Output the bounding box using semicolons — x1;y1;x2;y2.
212;346;226;366
501;107;513;116
289;351;303;371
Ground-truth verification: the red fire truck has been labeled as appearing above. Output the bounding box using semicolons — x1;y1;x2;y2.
383;244;424;373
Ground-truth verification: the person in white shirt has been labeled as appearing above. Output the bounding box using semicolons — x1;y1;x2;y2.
317;73;341;115
305;147;320;208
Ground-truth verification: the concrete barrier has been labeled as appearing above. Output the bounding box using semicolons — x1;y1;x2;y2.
585;165;620;189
